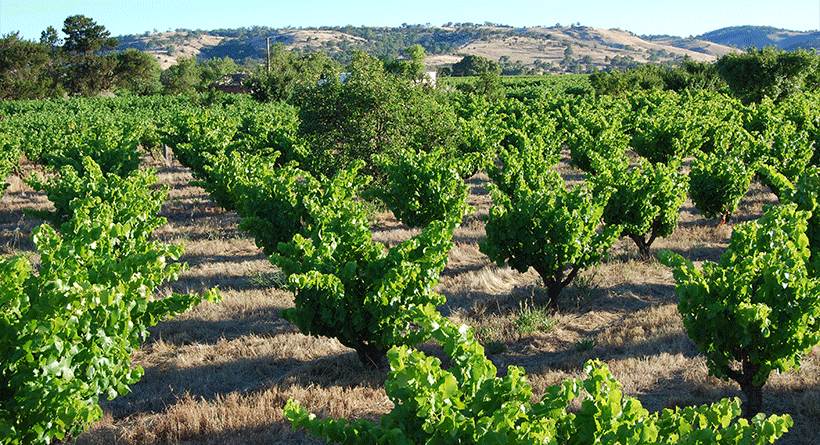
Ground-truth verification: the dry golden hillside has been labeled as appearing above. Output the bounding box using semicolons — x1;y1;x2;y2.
116;24;738;71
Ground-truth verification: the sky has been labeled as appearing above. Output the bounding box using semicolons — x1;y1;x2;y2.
3;0;819;42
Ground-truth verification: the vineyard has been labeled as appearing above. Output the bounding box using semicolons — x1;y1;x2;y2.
1;63;820;443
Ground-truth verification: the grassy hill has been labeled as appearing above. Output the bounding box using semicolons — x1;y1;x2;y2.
694;25;820;51
115;24;739;72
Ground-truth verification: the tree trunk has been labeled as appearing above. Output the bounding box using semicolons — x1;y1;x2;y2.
532;265;562;308
628;233;651;259
354;342;388;370
740;381;764;419
726;357;765;419
544;279;563;309
533;265;579;309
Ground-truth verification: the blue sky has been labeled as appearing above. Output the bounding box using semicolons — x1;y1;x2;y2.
3;0;819;41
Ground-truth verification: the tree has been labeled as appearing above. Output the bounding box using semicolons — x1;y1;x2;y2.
629;92;700;165
450;54;501;77
62;15;118;56
590;60;725;95
597;160;689;258
665;58;725;91
481;143;620;307
560;95;630;175
370;147;471;229
403;44;427;81
198;56;238;87
716;47;819;104
472;70;504;101
38;26;65;95
689;151;754;225
0;33;56;100
60;15;120;96
292;51;461;180
244;44;338;102
160;56;201;95
267;163;461;368
113;48;162;95
384;44;428;83
39;26;62;52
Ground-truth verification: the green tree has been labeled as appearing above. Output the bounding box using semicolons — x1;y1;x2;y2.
590;65;665;95
62;15;118;55
384;44;428;83
664;58;726;91
292;51;461;180
590;60;725;95
0;33;56;100
244;44;338;102
160;56;201;95
403;44;428;81
60;15;120;96
370;147;472;228
269;163;461;368
199;56;238;87
38;26;66;95
716;46;819;104
597;160;689;258
113;48;162;95
450;54;501;77
689;151;754;225
481;144;620;307
39;26;62;52
629;92;700;165
472;70;504;101
560;94;630;175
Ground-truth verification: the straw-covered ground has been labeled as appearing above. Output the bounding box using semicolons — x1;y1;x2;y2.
1;152;818;444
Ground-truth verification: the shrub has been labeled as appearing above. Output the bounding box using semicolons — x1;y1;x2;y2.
597;160;689;258
284;306;792;444
370;147;471;229
273;163;464;368
660;203;820;417
0;170;218;444
689;151;754;224
481;145;619;307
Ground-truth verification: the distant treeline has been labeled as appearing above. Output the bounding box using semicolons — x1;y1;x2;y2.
117;21;630;70
589;47;820;104
4;13;819;106
1;15;263;99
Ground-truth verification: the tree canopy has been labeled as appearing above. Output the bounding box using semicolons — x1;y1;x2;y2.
716;47;820;104
292;51;461;180
0;15;165;99
0;32;58;100
450;54;501;77
61;14;119;56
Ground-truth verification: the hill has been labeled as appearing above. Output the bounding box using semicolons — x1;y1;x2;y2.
693;25;820;51
115;24;739;73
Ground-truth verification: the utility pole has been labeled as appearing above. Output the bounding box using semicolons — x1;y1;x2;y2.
266;36;271;74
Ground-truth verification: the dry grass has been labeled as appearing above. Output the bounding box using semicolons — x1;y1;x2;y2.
2;153;818;445
125;25;735;73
